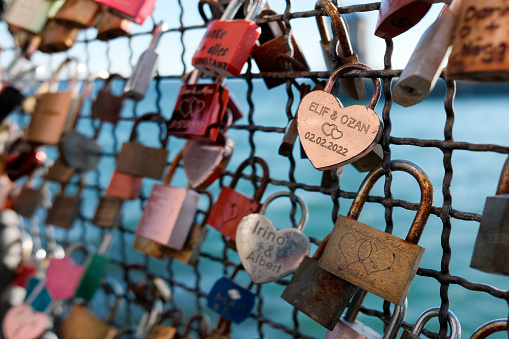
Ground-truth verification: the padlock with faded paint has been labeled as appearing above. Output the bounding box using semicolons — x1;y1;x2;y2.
106;170;143;200
192;0;265;77
297;63;382;171
207;266;255;323
315;0;366;100
53;0;101;28
38;19;80;54
167;70;229;143
45;179;83;229
116;113;169;179
123;23;165;101
2;0;54;34
91;73;125;125
471;156;509;275
319;160;433;306
92;0;157;24
207;157;270;241
251;8;310;89
144;308;183;339
400;307;460;339
27;58;79;145
237;191;310;284
471;319;507;339
163;191;213;265
281;233;356;330
134;151;200;256
58;277;123;339
10;169;48;218
96;11;132;41
375;0;432;39
324;289;407;339
210;317;231;339
92;195;124;228
179;314;210;339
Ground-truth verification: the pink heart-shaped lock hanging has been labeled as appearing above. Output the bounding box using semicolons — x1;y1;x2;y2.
297;63;382;170
2;304;50;339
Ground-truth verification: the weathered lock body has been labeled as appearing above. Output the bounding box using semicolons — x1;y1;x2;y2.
45;181;83;229
27;58;79;145
96;11;132;41
38;20;80;54
279;118;298;157
324;289;407;339
58;130;102;172
319;160;433;306
183;135;234;191
91;73;125;125
375;0;431;39
180;314;209;339
167;71;230;143
315;0;366;100
106;170;143;200
471;319;507;339
251;9;309;89
297;63;382;170
54;0;101;28
192;0;265;77
210;317;231;339
400;307;460;339
281;233;357;330
10;175;47;218
123;23;164;101
352;144;383;173
446;0;509;81
393;1;460;107
92;196;124;228
93;0;157;24
116;113;169;179
2;0;53;34
208;157;269;241
45;157;75;183
163;191;213;265
471;156;509;275
144;308;182;339
135;151;200;253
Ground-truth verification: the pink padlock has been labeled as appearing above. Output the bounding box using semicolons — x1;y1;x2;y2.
105;170;143;200
135;151;200;253
46;257;85;300
92;0;156;24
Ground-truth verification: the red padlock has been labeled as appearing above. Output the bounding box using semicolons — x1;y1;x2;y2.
105;171;143;200
167;70;229;143
192;0;265;77
92;0;156;24
207;157;269;241
375;0;432;39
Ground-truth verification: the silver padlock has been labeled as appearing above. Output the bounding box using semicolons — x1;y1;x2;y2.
279;118;298;157
123;22;165;101
400;307;461;339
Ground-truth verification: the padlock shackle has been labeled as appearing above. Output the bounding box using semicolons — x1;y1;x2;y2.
198;0;224;23
311;233;330;260
159;307;184;327
214;316;232;336
100;277;124;324
472;319;508;339
347;160;433;244
101;73;125;93
315;0;354;58
229;157;270;201
411;307;461;338
129;112;169;147
149;22;166;51
383;298;407;339
259;191;309;231
324;63;381;110
65;242;95;258
182;313;210;339
198;190;214;229
220;0;265;21
496;156;509;195
163;150;184;186
49;57;80;93
137;298;163;337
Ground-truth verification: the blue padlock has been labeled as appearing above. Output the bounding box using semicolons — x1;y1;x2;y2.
24;277;52;312
207;276;255;323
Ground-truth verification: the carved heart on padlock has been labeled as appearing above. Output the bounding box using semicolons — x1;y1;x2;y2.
297;91;382;170
338;232;396;276
179;97;206;118
237;214;310;284
222;202;239;225
2;304;50;339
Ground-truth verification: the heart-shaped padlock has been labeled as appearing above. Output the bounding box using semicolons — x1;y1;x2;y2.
236;192;310;284
2;304;50;339
297;63;382;170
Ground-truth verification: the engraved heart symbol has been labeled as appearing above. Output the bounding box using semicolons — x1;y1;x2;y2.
236;214;310;284
222;202;239;225
2;304;49;339
179;97;205;118
297;91;382;170
338;232;395;276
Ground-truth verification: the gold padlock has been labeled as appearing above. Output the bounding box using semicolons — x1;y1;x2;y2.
53;0;101;28
38;20;80;54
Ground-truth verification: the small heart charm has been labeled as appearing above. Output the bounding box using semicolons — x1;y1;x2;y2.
297;89;382;170
236;214;310;284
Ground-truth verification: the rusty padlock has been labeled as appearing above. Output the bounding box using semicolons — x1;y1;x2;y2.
375;0;432;39
116;113;169;179
471;156;509;275
38;19;80;54
471;319;507;339
134;151;200;254
315;0;366;100
53;0;101;28
91;73;125;125
45;157;75;184
319;160;433;306
10;170;49;218
144;308;183;339
27;57;79;145
251;8;310;89
91;196;124;228
45;178;83;229
105;170;143;200
207;157;270;241
400;307;460;339
192;0;265;77
179;314;210;339
96;11;132;41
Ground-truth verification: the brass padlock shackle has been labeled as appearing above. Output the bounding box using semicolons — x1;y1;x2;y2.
129;112;169;147
472;319;509;338
315;0;354;59
324;63;381;110
48;57;80;92
182;313;210;339
496;156;509;195
259;191;309;231
197;190;214;229
410;307;461;338
348;160;433;245
163;150;184;186
229;157;270;201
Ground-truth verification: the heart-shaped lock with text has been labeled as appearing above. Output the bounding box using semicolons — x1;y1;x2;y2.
236;192;310;284
297;63;382;170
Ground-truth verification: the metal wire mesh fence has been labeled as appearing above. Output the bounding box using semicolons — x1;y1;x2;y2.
1;0;509;338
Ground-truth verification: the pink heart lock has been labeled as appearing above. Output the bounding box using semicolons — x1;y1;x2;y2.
2;304;50;339
46;257;85;299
